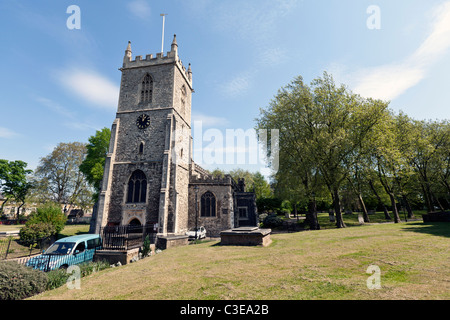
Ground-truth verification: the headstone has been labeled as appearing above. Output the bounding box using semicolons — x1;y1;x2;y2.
329;213;336;222
358;214;365;224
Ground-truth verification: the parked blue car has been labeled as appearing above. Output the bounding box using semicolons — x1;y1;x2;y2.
26;234;102;271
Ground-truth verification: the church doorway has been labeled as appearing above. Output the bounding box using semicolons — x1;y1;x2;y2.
129;218;142;226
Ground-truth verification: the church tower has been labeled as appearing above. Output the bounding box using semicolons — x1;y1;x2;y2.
95;35;193;237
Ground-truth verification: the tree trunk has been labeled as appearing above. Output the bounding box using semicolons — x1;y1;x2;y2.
16;202;25;222
358;193;370;223
442;180;450;196
0;197;9;215
368;180;391;220
333;188;346;228
307;198;320;230
402;195;415;219
421;183;433;213
435;197;445;212
388;193;401;223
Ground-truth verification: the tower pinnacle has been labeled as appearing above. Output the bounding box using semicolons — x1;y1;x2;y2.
124;41;132;63
171;34;178;54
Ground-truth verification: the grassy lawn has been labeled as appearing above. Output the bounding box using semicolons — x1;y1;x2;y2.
315;211;425;229
31;221;450;300
0;223;90;235
0;224;25;232
56;224;90;239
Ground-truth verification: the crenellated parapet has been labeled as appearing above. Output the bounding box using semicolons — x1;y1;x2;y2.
190;175;233;185
122;35;192;86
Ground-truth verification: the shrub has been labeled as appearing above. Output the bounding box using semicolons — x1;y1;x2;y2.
46;260;111;290
142;235;151;257
0;261;48;300
27;202;67;234
262;213;283;228
79;260;110;277
259;213;268;224
19;222;56;244
46;268;71;291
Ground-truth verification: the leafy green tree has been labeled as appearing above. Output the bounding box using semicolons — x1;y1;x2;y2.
19;222;57;243
256;72;388;228
433;121;450;199
79;128;111;202
250;172;273;199
0;160;33;220
256;197;283;213
34;142;92;211
27;202;67;234
256;75;322;229
409;119;449;212
210;168;226;178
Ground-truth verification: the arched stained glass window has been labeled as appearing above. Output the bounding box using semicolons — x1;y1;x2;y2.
201;191;216;217
127;170;147;203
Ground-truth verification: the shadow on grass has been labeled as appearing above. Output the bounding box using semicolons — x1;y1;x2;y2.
401;222;450;238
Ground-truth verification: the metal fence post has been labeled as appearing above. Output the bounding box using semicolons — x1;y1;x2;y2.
4;237;12;260
29;242;33;256
46;255;51;272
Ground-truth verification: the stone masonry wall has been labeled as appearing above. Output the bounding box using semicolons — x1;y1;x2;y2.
188;183;234;237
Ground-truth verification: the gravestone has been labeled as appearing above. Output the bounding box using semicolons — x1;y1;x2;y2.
358;214;365;224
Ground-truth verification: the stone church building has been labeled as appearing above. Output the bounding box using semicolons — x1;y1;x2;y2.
93;36;257;239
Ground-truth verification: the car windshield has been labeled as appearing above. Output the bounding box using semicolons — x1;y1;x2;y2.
189;227;202;232
45;242;76;255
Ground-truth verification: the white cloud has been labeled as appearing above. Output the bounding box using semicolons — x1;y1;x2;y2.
257;47;289;66
35;96;75;119
0;127;17;138
352;1;450;101
212;0;300;44
127;0;152;20
221;72;253;98
192;112;229;127
352;64;425;101
56;69;119;109
64;121;101;132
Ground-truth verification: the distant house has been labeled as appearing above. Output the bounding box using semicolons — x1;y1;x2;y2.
0;193;7;210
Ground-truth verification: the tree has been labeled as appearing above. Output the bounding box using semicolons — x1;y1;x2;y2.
0;160;33;220
0;159;10;213
79;128;111;201
409;119;449;212
256;72;388;228
228;168;256;191
434;122;450;200
256;75;322;229
369;111;406;223
250;172;273;199
34;142;93;212
26;202;67;234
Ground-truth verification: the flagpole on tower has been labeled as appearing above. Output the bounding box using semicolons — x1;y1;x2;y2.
160;13;168;54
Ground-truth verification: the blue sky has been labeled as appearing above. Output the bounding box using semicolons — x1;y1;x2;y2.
1;0;450;175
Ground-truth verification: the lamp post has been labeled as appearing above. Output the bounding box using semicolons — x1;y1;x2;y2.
194;185;199;240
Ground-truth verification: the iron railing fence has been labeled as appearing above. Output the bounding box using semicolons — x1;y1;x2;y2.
0;236;53;260
99;224;157;251
15;247;98;272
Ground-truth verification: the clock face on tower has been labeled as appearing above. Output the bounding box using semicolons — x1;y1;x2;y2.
136;114;150;129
